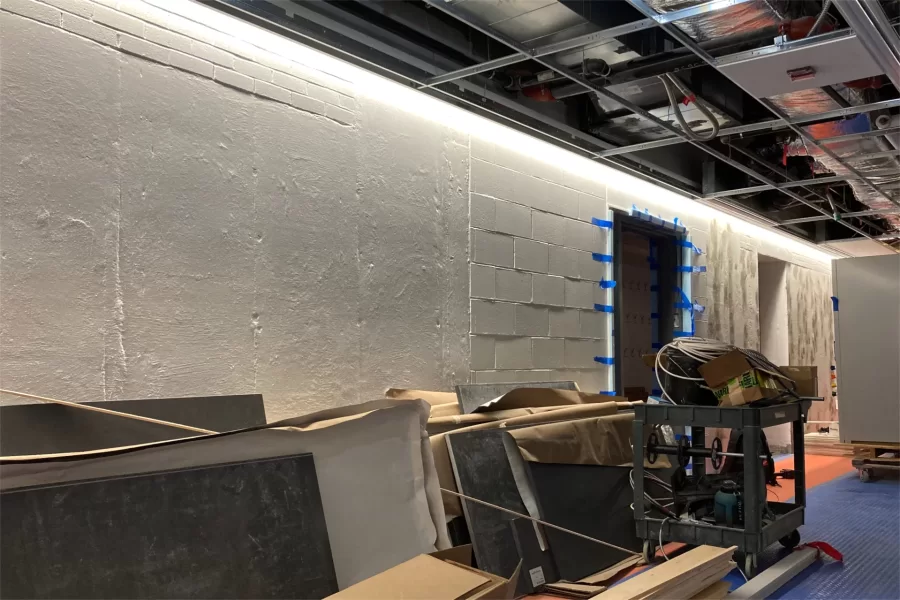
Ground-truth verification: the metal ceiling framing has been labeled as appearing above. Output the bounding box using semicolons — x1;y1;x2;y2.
782;208;900;226
836;0;900;91
419;0;757;89
623;0;900;216
721;141;889;235
597;98;900;157
212;0;899;249
703;175;858;198
419;0;891;245
215;0;702;192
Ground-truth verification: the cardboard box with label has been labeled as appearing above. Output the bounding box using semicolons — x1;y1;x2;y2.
326;545;519;600
697;350;783;407
699;351;818;407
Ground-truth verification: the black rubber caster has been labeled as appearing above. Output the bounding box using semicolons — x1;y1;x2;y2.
642;540;656;564
779;529;801;549
744;553;757;579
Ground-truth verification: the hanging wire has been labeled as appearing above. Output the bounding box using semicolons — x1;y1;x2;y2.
657;74;720;142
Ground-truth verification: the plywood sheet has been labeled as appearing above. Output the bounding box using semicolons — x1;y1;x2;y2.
328;554;488;600
600;546;734;600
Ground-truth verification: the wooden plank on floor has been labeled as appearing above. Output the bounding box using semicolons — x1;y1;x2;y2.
689;580;730;600
641;563;733;600
729;547;818;600
597;546;735;600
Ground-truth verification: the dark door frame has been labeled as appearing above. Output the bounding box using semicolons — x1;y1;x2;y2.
612;211;685;396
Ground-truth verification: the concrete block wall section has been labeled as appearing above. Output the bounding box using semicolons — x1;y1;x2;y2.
468;139;612;389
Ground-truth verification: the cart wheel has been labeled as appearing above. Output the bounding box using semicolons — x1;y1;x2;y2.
779;529;801;549
744;554;757;579
642;540;656;564
859;468;872;482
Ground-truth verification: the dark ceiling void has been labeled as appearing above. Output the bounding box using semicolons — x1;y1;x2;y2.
209;0;900;250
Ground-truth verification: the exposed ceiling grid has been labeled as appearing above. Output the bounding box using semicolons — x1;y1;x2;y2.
212;0;900;252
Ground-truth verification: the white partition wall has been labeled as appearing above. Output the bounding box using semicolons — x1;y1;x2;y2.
833;255;900;444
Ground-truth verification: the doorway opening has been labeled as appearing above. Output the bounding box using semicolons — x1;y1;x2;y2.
758;253;792;453
613;212;683;399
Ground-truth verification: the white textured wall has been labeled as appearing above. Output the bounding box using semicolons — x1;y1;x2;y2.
0;0;468;420
758;260;791;449
0;0;836;415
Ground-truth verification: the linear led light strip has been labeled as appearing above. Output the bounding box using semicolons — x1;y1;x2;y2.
129;1;839;263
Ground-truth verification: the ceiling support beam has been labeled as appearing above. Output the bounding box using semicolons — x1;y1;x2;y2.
420;0;883;245
818;125;900;145
722;142;888;234
781;208;900;225
702;175;859;199
623;0;900;214
834;0;900;91
596;99;900;157
418;0;756;89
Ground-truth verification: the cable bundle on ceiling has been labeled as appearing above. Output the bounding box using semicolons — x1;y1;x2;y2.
657;74;720;142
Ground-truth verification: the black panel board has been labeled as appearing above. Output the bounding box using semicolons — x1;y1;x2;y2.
445;429;528;596
0;394;266;455
455;381;578;414
526;463;641;581
0;453;337;599
510;518;559;593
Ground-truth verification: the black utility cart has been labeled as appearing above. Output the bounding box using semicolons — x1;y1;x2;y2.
632;401;809;577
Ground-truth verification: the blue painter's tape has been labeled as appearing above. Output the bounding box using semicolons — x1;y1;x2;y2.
652;342;663;349
674;302;692;309
599;391;617;396
676;239;703;253
592;253;613;263
594;356;615;365
594;304;614;313
591;217;613;229
599;279;617;289
650;284;659;292
650;312;660;319
676;265;707;273
831;296;839;312
652;388;663;396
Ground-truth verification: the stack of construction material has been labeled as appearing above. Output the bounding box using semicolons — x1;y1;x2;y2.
597;545;735;600
804;431;853;456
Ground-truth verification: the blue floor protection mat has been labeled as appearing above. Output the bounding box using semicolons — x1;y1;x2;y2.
754;471;900;600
